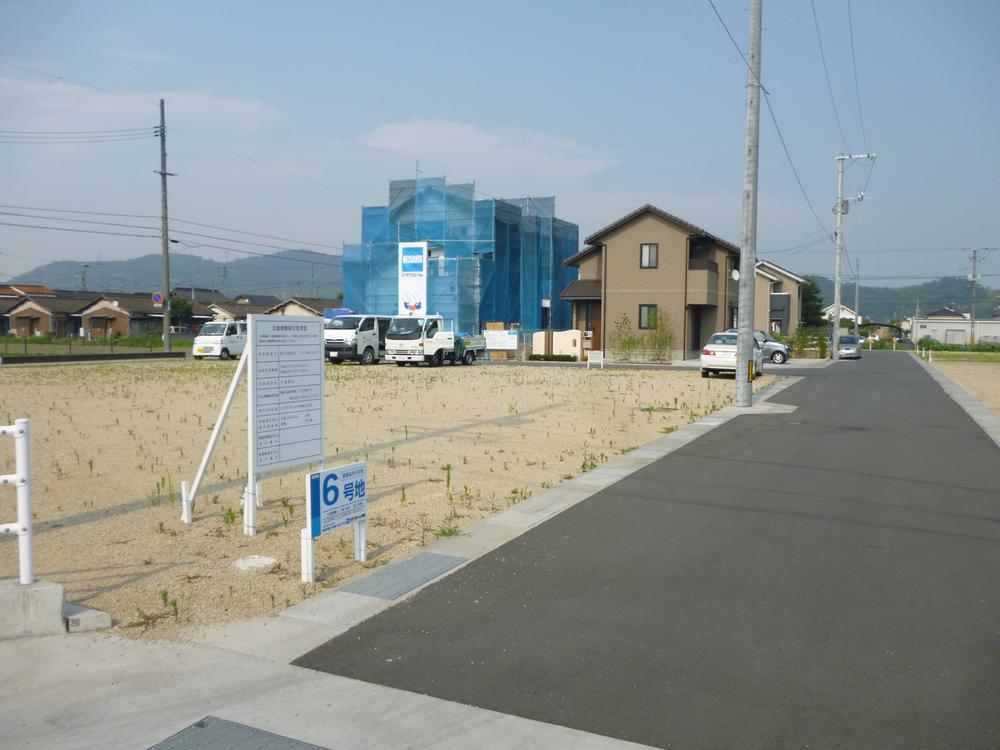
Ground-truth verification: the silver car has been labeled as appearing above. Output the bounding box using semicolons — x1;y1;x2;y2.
837;335;862;359
725;329;790;364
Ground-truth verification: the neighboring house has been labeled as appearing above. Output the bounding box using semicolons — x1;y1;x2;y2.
264;297;345;317
755;260;804;335
561;204;741;358
911;308;1000;345
232;293;280;306
207;301;275;320
6;292;99;337
0;283;57;298
821;303;860;322
78;293;213;338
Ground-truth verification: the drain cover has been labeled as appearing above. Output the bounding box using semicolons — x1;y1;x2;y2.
149;716;328;749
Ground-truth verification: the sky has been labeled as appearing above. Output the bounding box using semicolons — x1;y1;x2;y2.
0;0;998;288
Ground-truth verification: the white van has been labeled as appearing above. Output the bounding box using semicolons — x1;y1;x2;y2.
324;314;391;364
192;320;247;360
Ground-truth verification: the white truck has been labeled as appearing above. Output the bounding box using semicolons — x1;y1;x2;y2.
385;315;487;366
192;320;247;360
324;314;391;364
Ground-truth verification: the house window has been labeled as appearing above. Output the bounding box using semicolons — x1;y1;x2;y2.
639;304;657;329
640;243;658;269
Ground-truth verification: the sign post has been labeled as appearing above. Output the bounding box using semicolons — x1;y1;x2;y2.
302;461;368;582
245;315;325;535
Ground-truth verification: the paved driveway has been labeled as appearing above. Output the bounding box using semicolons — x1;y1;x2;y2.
295;352;1000;749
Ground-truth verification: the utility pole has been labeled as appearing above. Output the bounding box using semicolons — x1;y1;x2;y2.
832;152;876;360
80;263;89;292
735;0;762;408
156;99;176;352
970;247;979;346
853;259;860;337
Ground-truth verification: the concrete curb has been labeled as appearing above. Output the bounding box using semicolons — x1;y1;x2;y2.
911;352;1000;449
182;376;803;661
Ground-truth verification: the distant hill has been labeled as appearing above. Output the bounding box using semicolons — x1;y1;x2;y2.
809;275;1000;322
10;250;342;300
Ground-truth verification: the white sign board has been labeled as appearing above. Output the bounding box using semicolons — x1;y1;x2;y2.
248;315;325;474
483;329;518;350
307;461;367;538
398;241;428;315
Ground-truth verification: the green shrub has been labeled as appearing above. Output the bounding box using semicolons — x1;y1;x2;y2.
528;354;577;362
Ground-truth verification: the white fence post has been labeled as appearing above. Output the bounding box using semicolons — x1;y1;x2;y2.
0;418;33;585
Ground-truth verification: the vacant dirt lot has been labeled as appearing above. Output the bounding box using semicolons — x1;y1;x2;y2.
0;359;773;637
931;361;1000;416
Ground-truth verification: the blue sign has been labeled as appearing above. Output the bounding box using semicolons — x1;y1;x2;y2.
308;461;367;539
401;249;425;274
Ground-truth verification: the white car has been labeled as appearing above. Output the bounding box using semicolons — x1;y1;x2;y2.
700;332;764;378
192;320;247;360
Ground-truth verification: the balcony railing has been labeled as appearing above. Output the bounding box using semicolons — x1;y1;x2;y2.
688;258;719;273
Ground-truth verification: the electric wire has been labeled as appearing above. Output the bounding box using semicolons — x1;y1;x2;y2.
0;203;344;252
0;127;153;135
846;0;869;152
0;220;159;239
0;59;364;203
705;0;834;241
810;0;851;153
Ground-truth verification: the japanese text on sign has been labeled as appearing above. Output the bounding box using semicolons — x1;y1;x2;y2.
248;315;325;474
308;462;367;539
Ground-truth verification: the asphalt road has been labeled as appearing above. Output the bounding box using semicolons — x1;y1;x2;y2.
295;352;1000;749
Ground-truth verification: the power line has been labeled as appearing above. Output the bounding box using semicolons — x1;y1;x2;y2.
0;210;160;232
0;127;152;135
846;0;869;152
810;0;850;153
173;239;342;269
705;0;833;240
0;59;364;203
0;203;345;252
0;221;160;239
759;235;830;255
0;203;156;219
0;133;154;144
0;220;159;239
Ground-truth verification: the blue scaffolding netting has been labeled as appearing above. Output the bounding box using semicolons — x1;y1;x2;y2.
343;177;579;334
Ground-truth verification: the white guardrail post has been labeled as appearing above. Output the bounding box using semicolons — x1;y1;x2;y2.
0;419;33;585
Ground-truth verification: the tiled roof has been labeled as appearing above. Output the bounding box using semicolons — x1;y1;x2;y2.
584;204;740;254
559;279;602;300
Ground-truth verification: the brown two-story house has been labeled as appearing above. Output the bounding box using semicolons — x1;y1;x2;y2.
561;204;742;358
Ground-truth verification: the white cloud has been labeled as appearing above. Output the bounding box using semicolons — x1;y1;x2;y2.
360;119;619;194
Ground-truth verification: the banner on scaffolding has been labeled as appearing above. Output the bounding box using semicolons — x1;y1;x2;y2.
398;241;428;315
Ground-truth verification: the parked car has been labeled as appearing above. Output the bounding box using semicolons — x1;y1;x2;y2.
324;314;391;364
701;332;764;378
192;320;247;360
837;335;862;359
725;328;790;364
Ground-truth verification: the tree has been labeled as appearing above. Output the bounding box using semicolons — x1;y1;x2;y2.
644;310;675;361
801;277;824;327
609;313;639;360
169;295;193;328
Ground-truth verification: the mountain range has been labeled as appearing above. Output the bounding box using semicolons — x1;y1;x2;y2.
809;275;1000;322
9;250;343;300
